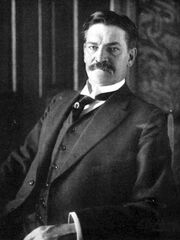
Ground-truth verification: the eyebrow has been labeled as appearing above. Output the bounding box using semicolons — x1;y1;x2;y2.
86;42;98;45
106;42;121;46
86;41;121;46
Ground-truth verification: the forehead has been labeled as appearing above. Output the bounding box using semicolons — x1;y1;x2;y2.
85;23;127;45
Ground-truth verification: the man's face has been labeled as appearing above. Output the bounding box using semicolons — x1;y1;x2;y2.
84;23;136;86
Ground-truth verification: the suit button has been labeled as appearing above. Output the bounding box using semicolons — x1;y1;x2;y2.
28;180;35;186
61;145;66;151
45;182;49;188
40;198;46;208
71;127;76;132
52;97;56;103
36;213;43;222
52;164;58;169
44;111;47;118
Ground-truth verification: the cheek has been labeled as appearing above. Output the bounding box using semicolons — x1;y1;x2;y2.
84;51;90;63
115;56;128;68
84;51;96;65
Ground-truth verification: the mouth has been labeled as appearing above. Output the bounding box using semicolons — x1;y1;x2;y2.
94;68;113;75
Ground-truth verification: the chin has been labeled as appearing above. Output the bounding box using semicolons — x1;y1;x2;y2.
88;71;112;86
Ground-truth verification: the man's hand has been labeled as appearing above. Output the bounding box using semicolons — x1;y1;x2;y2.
24;223;76;240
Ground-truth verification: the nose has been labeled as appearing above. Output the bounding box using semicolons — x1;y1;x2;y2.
94;46;108;62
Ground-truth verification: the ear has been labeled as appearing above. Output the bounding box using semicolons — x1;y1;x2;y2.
83;43;87;63
128;48;137;67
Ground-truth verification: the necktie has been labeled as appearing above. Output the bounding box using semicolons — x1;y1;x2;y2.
72;90;117;121
95;91;116;101
72;95;95;121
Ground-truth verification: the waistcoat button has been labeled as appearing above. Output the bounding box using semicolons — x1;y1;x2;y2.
71;127;76;132
28;180;35;186
42;201;46;208
36;213;43;222
40;198;46;208
61;145;66;151
52;164;58;169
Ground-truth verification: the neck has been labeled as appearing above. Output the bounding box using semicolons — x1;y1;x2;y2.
81;79;125;99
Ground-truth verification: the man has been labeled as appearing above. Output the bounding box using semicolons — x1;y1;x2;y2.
0;10;176;240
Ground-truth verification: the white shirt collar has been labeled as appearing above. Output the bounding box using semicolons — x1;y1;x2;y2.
81;79;125;99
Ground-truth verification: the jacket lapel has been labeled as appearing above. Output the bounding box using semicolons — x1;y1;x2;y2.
21;90;80;191
40;91;79;148
57;84;132;177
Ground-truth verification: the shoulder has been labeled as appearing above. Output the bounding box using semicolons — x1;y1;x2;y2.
48;89;78;107
130;90;165;115
118;83;163;115
127;89;167;126
41;89;79;121
49;89;78;103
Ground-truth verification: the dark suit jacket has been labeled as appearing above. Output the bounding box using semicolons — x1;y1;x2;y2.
0;84;177;239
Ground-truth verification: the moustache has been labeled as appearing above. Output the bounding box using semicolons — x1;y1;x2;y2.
89;61;115;73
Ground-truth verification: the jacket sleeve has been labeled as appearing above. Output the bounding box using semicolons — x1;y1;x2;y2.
0;95;57;209
75;109;178;240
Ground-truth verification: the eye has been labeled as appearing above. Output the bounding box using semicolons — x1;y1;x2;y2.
85;44;98;54
108;47;121;55
88;45;98;52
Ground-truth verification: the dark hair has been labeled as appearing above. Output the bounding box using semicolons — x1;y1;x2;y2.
82;10;138;49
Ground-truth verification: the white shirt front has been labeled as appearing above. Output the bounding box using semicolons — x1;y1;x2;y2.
80;78;125;115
